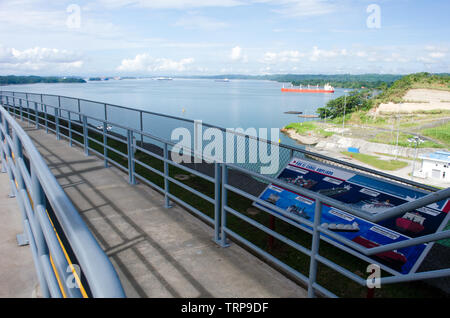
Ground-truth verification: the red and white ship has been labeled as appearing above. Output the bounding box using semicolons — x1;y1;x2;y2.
281;83;334;93
395;212;426;234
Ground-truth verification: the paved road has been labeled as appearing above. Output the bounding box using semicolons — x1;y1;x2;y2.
16;122;307;298
0;171;39;297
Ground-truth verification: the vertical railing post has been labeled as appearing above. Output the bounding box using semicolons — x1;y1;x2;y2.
219;164;230;247
19;98;23;121
6;96;10;114
308;199;323;298
3;119;15;198
44;104;48;133
140;111;144;147
214;162;222;243
0;113;6;174
83;115;89;156
68;111;72;147
26;95;31;125
55;107;60;140
163;143;171;208
103;122;108;167
127;129;136;185
30;165;53;298
34;102;39;128
13;132;29;246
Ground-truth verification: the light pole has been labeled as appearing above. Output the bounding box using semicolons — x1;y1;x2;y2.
342;90;348;136
408;136;424;180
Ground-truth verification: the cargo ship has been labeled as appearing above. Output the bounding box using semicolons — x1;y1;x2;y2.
281;83;334;93
396;212;426;235
352;236;407;272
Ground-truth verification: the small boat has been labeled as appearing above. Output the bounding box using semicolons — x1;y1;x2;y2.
156;77;173;81
322;222;359;232
215;78;230;82
317;185;351;198
287;205;310;219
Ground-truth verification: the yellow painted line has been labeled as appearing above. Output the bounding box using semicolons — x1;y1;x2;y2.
15;180;89;298
45;209;88;298
50;254;67;298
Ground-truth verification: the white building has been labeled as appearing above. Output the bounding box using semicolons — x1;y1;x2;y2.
416;151;450;182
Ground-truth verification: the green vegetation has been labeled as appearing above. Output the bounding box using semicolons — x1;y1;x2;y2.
341;151;408;171
370;131;444;149
371;72;450;107
288;74;401;89
284;122;333;137
0;75;86;85
315;73;450;119
317;90;374;119
421;122;450;147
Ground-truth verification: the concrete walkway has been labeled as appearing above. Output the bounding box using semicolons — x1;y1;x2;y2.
17;122;307;298
0;169;39;297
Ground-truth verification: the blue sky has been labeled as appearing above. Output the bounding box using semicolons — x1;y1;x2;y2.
0;0;449;76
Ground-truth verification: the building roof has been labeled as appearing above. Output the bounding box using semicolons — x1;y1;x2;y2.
419;151;450;163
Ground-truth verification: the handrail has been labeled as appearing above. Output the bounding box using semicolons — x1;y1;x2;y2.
0;104;125;298
0;90;439;192
1;91;449;298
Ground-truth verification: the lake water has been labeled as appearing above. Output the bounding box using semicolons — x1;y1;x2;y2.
1;79;346;147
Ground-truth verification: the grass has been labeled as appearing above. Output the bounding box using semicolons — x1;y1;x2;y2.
374;152;420;162
284;122;334;138
12;106;449;298
370;132;444;149
341;151;408;171
421;122;450;147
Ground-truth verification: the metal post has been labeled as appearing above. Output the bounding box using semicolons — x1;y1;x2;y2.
103;122;108;167
83;115;89;156
219;164;230;247
19;98;23;121
140;111;144;147
308;200;323;298
68;111;72;147
163;143;171;208
13;132;29;246
55;108;60;140
127;129;136;184
6;96;10;114
214;162;222;243
26;96;31;125
44;105;48;133
30;166;52;297
34;102;39;128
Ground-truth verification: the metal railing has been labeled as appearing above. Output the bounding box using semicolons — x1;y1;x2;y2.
0;102;125;298
1;90;449;298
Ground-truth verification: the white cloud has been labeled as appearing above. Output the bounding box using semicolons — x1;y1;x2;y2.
261;50;304;63
0;46;83;72
117;54;195;72
230;46;248;62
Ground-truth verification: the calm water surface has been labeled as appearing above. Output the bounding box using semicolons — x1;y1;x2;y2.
2;79;346;147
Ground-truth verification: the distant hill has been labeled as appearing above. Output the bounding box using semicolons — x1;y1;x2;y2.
0;75;86;85
372;72;450;106
187;73;403;89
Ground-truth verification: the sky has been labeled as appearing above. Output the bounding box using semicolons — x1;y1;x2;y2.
0;0;449;76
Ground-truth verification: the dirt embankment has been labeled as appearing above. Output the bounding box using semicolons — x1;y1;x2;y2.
376;89;450;113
